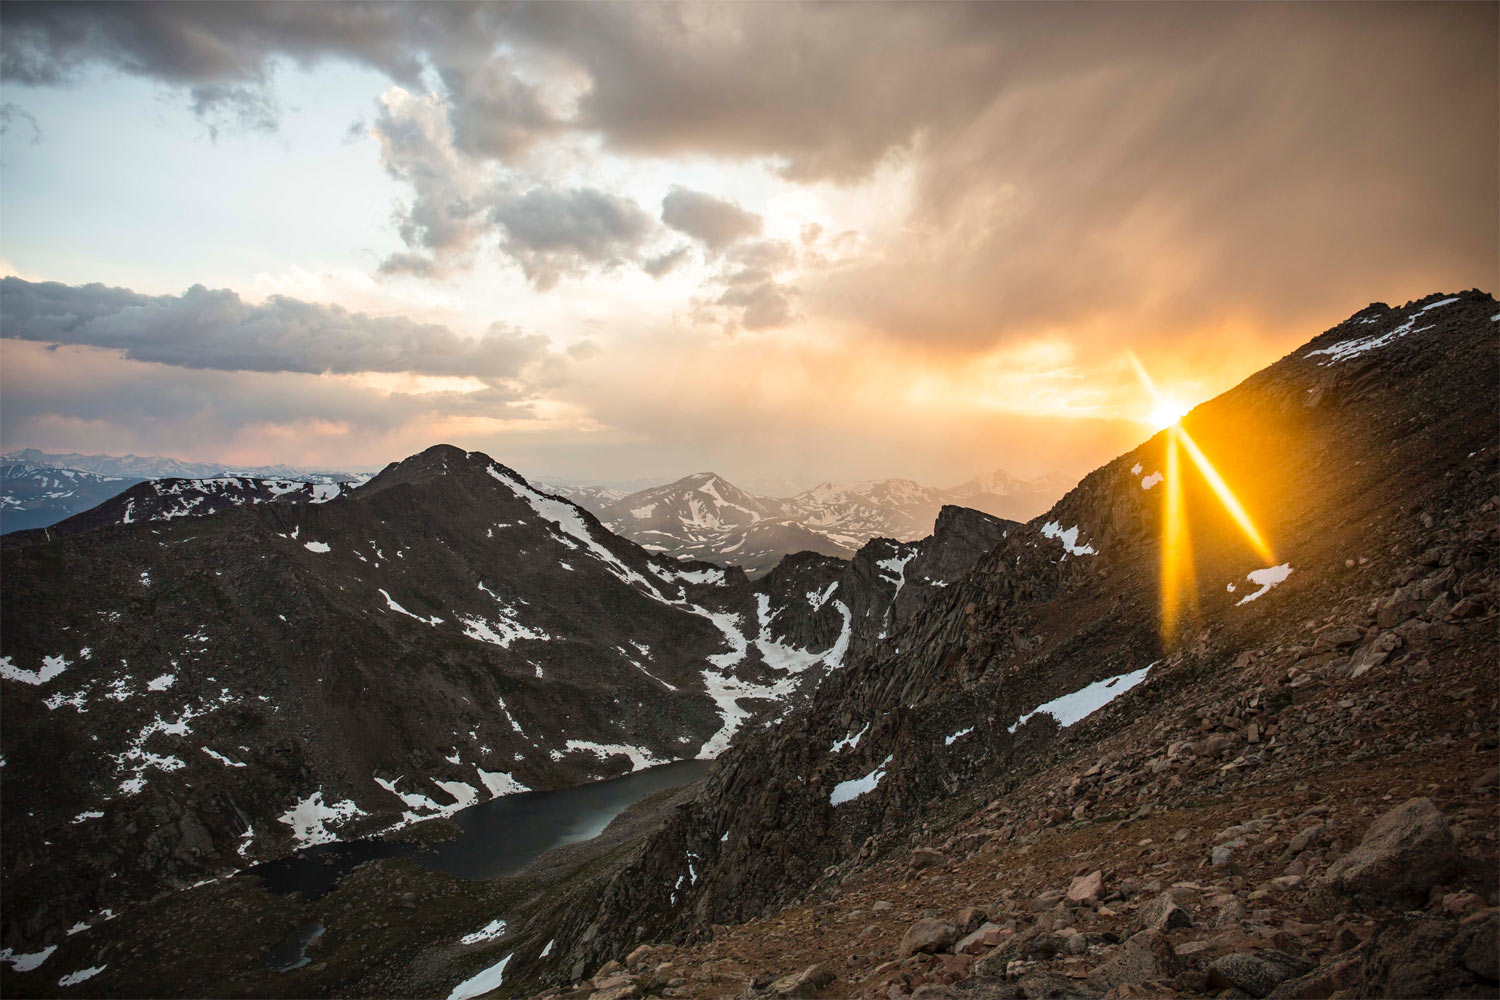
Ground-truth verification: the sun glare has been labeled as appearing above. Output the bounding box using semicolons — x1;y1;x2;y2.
1149;398;1189;430
1130;352;1275;644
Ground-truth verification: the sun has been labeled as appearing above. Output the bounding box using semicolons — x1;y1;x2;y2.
1149;397;1190;431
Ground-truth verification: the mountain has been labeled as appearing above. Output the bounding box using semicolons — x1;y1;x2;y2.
5;291;1493;1000
0;451;369;536
593;469;1065;577
534;480;633;510
1;448;364;483
0;462;143;534
3;475;358;543
0;446;1008;962
946;467;1078;521
518;290;1496;995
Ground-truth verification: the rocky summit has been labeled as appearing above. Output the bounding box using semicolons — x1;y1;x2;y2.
0;292;1497;1000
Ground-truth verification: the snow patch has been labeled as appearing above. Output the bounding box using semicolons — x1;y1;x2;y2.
474;767;529;798
830;755;894;806
1140;471;1163;490
1;653;70;686
378;589;443;625
1;946;57;972
278;789;366;848
1009;664;1153;733
202;747;247;767
1307;296;1459;364
554;740;665;773
1235;563;1294;605
944;727;974;746
459;919;507;946
303;540;331;554
830;724;868;754
1040;521;1096;556
58;965;106;987
446;953;512;1000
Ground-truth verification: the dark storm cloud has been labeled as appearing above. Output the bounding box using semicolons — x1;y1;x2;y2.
660;188;762;252
3;2;1494;344
0;277;549;378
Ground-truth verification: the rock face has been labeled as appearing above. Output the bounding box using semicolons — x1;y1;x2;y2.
1317;797;1460;907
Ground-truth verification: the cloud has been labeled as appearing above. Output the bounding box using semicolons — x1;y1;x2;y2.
716;280;796;331
438;60;565;160
371;86;652;287
661;187;762;251
489;184;654;290
0;277;550;379
643;246;691;278
0;339;552;471
372;86;490;273
0;102;42;144
0;3;485;129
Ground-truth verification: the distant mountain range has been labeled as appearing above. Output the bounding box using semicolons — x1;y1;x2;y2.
3;451;1069;571
1;449;365;483
0;451;368;534
548;468;1071;576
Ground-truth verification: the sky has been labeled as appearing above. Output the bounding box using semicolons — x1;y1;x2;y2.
0;2;1495;490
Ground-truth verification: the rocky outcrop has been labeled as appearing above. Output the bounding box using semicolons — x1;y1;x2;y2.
1315;797;1461;908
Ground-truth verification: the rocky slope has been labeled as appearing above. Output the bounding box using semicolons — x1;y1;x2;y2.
0;449;1006;966
593;471;1060;577
494;290;1497;997
0;462;142;534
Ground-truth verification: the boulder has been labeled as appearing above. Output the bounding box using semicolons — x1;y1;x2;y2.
1205;951;1314;998
587;983;641;1000
1266;957;1363;999
624;944;656;971
1360;912;1499;997
1137;891;1192;933
901;918;959;957
1066;870;1104;904
954;906;989;935
768;964;835;998
1013;971;1103;997
909;848;949;870
955;922;1007;955
1316;797;1459;908
1086;929;1180;989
